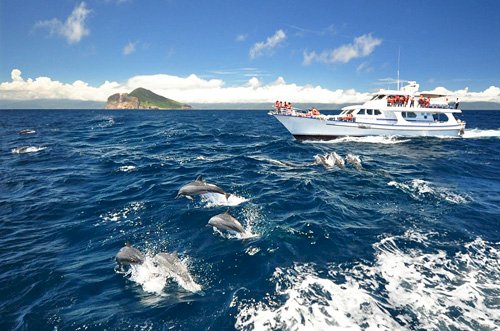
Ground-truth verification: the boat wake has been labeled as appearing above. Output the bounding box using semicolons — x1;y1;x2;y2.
235;231;499;330
305;136;410;144
388;179;468;204
462;128;500;139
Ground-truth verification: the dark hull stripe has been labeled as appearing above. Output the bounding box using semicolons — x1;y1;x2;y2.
293;135;344;140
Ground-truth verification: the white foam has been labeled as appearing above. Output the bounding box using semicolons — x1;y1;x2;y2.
124;254;202;295
201;192;248;208
128;258;168;295
372;232;499;330
306;136;410;144
118;165;137;172
235;232;500;330
211;226;258;240
388;179;468;204
11;146;47;154
250;156;302;168
245;247;261;256
100;201;144;222
19;129;36;134
462;128;500;139
235;265;400;330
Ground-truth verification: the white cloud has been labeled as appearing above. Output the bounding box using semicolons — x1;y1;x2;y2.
236;34;247;42
303;33;382;65
35;2;91;44
250;30;286;59
1;68;499;105
356;62;373;73
123;41;137;55
426;86;500;102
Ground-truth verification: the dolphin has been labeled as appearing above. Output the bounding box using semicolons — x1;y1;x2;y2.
208;211;245;234
331;152;345;168
346;153;362;170
314;154;334;168
176;176;230;200
115;243;145;266
154;252;201;292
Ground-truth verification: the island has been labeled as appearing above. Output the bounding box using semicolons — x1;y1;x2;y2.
105;87;191;110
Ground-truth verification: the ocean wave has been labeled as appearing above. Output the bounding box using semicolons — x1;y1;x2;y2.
249;156;306;168
372;231;499;330
236;231;500;330
98;116;115;128
388;179;468;204
11;146;47;154
235;264;400;330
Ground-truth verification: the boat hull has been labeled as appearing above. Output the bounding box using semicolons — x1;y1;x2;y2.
273;114;464;140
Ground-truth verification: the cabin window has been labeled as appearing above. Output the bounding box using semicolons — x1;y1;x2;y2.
377;95;385;99
370;95;378;101
367;109;373;115
374;109;382;115
357;109;365;115
402;112;417;118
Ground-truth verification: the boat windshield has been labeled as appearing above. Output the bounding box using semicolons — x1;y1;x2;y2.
370;94;386;101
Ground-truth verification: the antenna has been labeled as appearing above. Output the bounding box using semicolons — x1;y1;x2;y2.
397;48;400;91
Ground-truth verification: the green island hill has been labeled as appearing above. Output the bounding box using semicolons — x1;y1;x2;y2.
105;87;191;110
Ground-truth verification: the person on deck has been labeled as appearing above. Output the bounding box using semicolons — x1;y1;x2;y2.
418;95;424;108
410;96;415;107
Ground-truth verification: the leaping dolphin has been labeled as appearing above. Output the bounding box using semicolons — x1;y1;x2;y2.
115;243;145;266
176;176;230;200
208;211;245;234
154;252;201;292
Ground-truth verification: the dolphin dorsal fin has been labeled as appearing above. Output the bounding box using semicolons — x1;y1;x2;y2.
196;175;204;182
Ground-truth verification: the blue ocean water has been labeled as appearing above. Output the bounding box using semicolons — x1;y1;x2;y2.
0;109;499;330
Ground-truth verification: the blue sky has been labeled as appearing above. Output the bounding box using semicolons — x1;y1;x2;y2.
1;0;499;103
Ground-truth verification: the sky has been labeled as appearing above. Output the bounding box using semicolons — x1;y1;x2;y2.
1;0;500;104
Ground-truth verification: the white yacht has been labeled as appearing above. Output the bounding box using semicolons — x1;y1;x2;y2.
270;81;465;140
